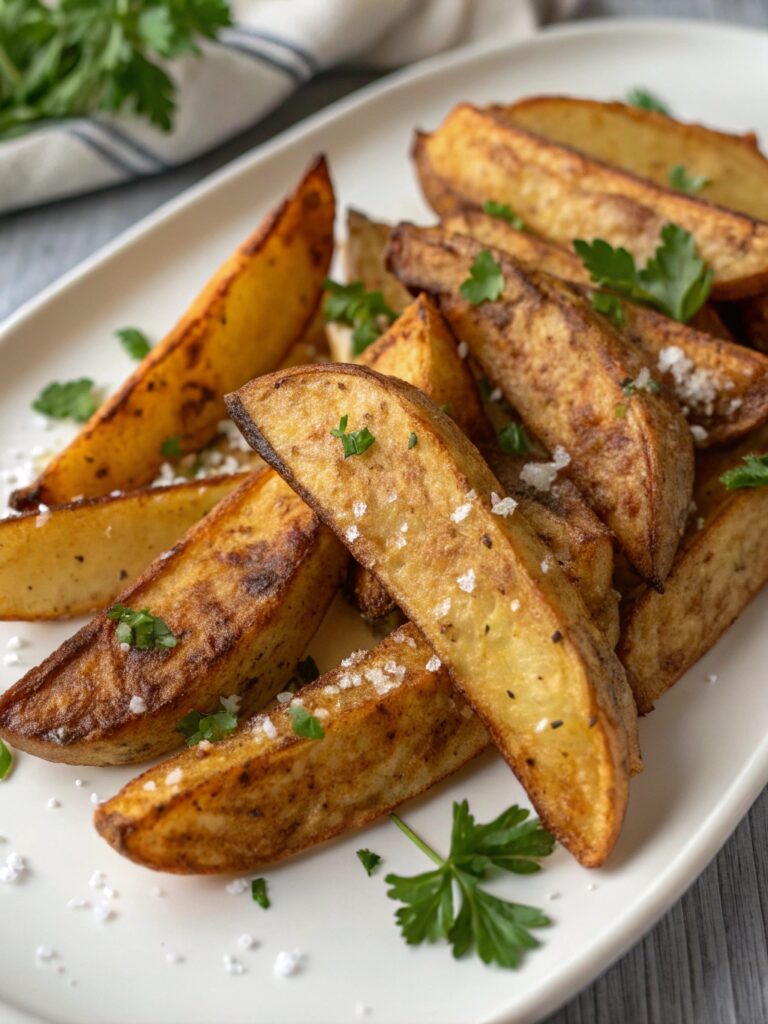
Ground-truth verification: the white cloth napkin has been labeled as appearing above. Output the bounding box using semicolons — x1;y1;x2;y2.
0;0;576;214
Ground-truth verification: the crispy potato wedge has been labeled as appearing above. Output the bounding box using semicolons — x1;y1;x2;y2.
413;105;768;299
618;424;768;712
11;158;335;511
345;209;413;312
95;623;489;873
228;364;638;866
505;97;768;221
387;224;694;586
443;209;768;445
0;474;246;620
0;470;347;765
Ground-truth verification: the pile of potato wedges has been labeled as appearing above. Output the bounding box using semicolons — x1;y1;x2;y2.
3;96;768;873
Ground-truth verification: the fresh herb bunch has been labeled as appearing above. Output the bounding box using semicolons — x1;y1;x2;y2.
107;602;177;650
574;224;713;323
720;453;768;490
323;279;398;355
385;801;555;968
0;0;232;139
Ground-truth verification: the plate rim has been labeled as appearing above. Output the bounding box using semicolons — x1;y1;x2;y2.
2;16;768;1024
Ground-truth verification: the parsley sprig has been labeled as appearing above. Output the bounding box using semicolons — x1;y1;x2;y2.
668;165;710;194
330;415;376;458
32;378;99;421
626;87;670;115
289;705;325;740
357;849;382;876
107;603;177;650
482;201;525;231
574;224;713;323
177;698;237;746
251;878;270;908
116;327;152;360
591;290;625;328
720;453;768;490
0;739;12;781
0;0;232;139
323;279;397;355
497;423;531;456
385;801;555;968
459;250;505;305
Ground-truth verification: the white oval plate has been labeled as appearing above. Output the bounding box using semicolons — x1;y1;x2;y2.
2;18;767;1024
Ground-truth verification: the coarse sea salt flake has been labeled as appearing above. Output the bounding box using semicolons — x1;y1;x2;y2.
345;524;360;542
450;502;472;523
0;852;25;883
276;691;293;703
491;492;517;517
262;717;277;739
220;694;241;714
223;954;246;975
225;878;249;895
535;718;549;733
165;768;183;786
143;780;157;792
456;568;476;593
129;695;146;715
273;950;302;977
457;341;469;359
425;655;441;672
5;636;24;650
510;599;521;612
352;500;367;519
434;598;451;619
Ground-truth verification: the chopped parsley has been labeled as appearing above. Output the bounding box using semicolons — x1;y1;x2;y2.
626;87;670;115
573;224;712;323
160;435;182;458
621;373;661;397
289;705;325;740
497;422;531;456
251;877;270;909
330;415;376;458
176;699;238;746
323;279;398;355
408;432;418;449
720;453;768;490
482;201;525;231
0;739;12;781
385;801;554;968
668;164;710;194
357;849;382;876
296;655;320;684
591;290;625;328
107;603;177;650
459;250;505;305
116;327;152;360
32;378;99;422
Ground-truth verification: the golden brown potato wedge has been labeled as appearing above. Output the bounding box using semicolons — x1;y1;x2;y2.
504;96;768;221
0;475;246;620
724;293;768;354
95;623;488;874
228;363;638;866
387;224;693;587
11;158;335;511
0;470;347;765
442;208;768;445
345;209;413;312
618;424;768;712
413;105;768;299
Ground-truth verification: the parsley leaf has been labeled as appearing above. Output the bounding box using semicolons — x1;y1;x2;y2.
107;603;177;651
160;435;182;458
574;224;713;322
176;698;237;746
323;279;398;355
482;201;525;231
251;877;270;909
720;453;768;490
621;373;661;397
296;655;320;684
289;705;325;741
32;378;99;422
116;327;152;360
626;87;670;115
497;423;531;456
330;415;376;458
0;739;12;781
408;432;418;449
668;164;710;194
357;849;382;876
385;801;554;968
459;250;505;305
591;290;625;328
0;0;233;139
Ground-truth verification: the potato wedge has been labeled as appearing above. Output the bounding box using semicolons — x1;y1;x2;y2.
228;364;637;866
413;105;768;299
0;474;246;620
387;224;694;586
95;623;488;874
504;96;768;221
345;209;413;312
0;470;347;765
724;292;768;354
618;424;768;712
11;158;335;511
442;208;768;445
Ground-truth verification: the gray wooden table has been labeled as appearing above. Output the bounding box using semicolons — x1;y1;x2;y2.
2;2;767;1021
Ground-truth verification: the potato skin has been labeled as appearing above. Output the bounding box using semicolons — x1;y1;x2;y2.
619;424;768;712
94;624;489;874
228;363;637;867
11;157;335;510
0;470;347;765
386;223;693;587
414;104;768;300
